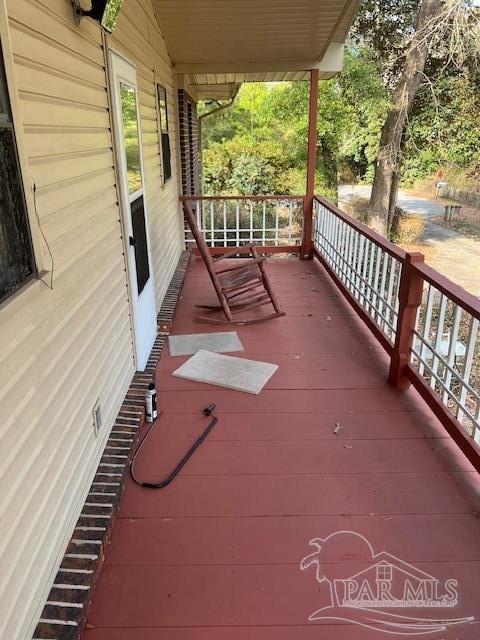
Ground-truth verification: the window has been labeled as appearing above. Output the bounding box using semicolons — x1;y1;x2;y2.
0;42;35;303
377;564;392;582
119;82;143;195
157;84;171;183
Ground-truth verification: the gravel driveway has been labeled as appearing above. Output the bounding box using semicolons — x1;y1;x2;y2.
338;184;480;296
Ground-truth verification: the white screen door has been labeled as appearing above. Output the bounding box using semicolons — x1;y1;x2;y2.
109;51;157;371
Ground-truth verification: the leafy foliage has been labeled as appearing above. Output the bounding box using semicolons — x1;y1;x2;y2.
201;0;480;198
350;0;418;84
202;49;387;199
403;69;480;183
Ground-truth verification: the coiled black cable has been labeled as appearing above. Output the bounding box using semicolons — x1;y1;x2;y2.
129;404;218;489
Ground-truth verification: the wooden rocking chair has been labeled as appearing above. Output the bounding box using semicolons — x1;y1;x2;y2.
183;201;286;325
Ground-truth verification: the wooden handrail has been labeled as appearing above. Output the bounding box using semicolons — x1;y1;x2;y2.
411;261;480;320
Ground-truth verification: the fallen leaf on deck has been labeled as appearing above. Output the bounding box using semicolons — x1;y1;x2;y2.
333;422;342;435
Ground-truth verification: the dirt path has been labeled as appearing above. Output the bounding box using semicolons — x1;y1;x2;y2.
338;184;480;296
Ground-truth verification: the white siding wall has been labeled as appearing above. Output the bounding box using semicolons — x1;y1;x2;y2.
0;0;183;638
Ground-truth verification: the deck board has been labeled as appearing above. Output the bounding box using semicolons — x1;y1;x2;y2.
84;257;480;639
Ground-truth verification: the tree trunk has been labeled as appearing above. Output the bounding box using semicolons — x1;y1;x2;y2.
369;0;444;235
388;170;401;228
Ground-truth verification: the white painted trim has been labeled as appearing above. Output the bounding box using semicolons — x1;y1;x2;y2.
108;50;157;371
0;1;49;274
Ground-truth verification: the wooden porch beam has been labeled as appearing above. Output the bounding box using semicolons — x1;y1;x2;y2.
301;68;319;260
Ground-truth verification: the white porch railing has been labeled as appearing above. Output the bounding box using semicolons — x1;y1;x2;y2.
313;196;404;346
181;196;304;249
411;272;480;442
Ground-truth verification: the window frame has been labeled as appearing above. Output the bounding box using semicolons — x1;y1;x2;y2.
377;564;393;582
156;83;172;185
0;5;50;308
0;31;37;305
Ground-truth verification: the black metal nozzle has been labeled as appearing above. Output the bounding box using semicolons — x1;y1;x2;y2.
202;403;216;416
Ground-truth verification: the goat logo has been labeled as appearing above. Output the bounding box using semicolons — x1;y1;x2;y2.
300;531;473;635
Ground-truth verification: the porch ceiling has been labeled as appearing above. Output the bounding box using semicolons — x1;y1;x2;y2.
153;0;361;98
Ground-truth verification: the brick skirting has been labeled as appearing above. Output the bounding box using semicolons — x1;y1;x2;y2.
33;251;190;640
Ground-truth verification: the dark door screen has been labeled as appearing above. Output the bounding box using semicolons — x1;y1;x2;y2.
130;194;150;295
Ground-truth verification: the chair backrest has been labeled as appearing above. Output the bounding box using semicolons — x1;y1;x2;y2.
182;201;229;313
182;201;216;272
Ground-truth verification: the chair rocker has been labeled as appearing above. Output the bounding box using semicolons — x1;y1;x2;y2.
183;201;286;325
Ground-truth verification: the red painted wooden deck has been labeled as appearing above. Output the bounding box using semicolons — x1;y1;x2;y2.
85;257;480;639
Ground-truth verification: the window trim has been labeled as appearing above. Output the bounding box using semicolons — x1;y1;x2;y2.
0;4;49;298
156;82;172;185
0;23;39;304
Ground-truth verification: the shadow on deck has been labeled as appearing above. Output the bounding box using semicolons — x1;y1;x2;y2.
84;256;480;639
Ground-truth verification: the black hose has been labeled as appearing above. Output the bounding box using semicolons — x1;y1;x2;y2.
129;406;218;489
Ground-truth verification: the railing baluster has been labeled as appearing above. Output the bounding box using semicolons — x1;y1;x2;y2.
235;201;240;247
430;293;447;390
210;200;214;247
372;245;382;319
419;284;435;377
195;199;201;231
357;234;366;305
275;202;279;246
333;215;341;273
287;202;292;244
249;201;254;243
457;316;479;425
365;241;376;314
325;208;333;264
385;254;395;335
339;219;347;278
442;304;462;403
360;237;370;310
262;201;266;246
223;200;227;247
346;224;354;292
377;250;389;325
474;402;480;444
331;210;337;268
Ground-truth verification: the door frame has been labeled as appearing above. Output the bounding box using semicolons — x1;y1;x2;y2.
107;48;157;370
